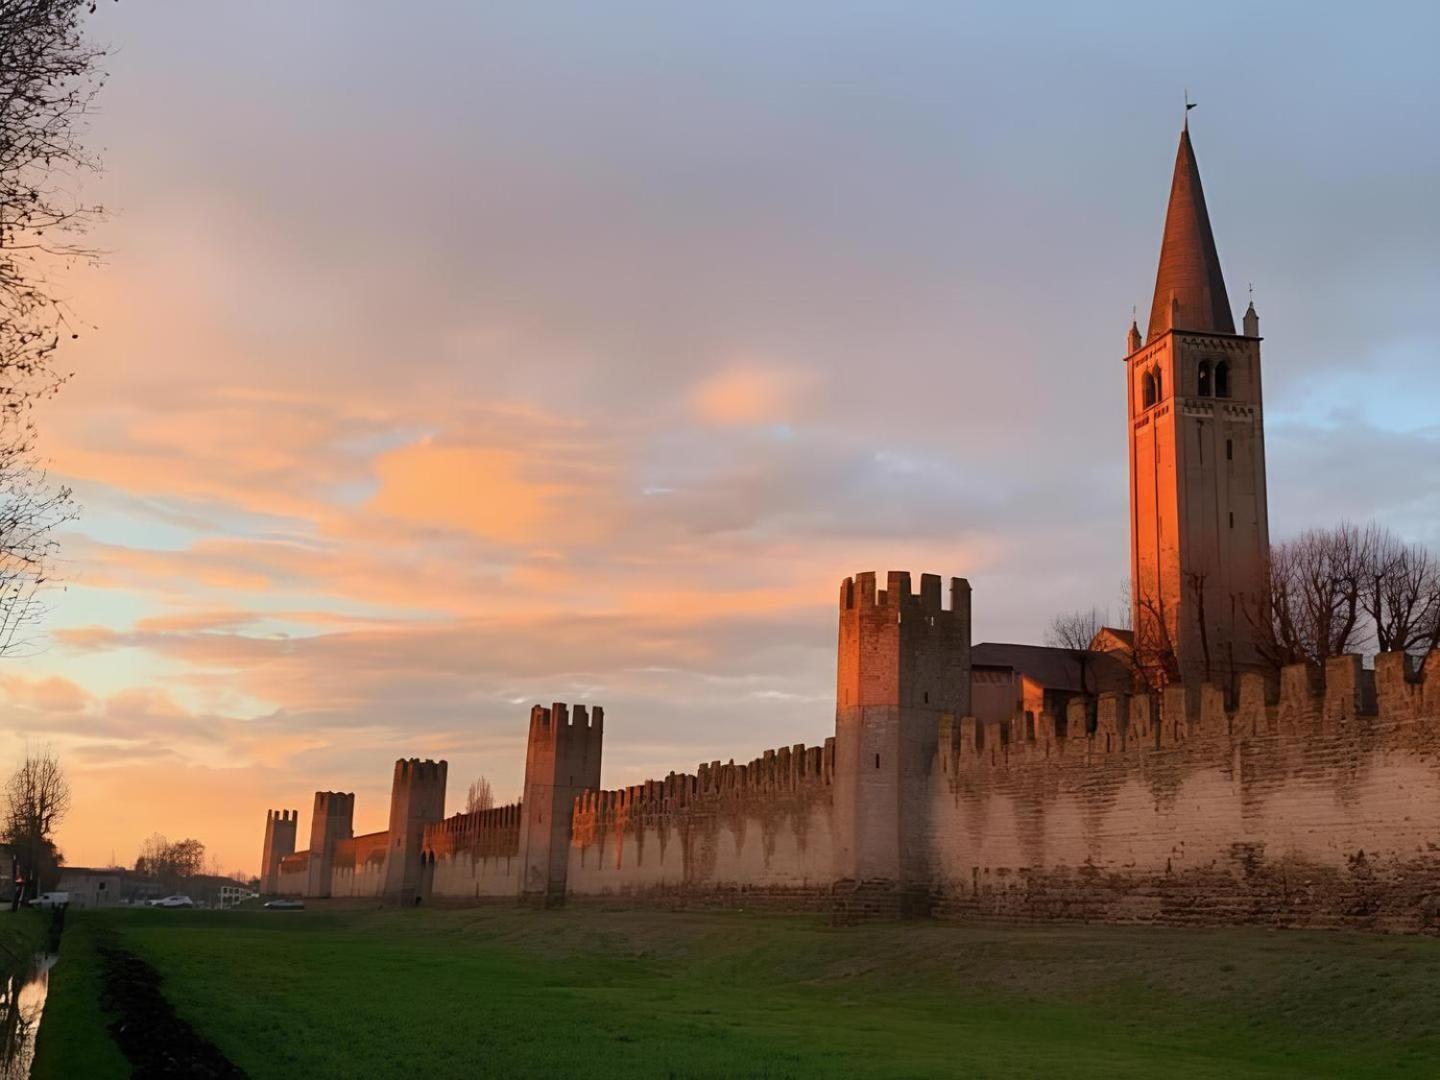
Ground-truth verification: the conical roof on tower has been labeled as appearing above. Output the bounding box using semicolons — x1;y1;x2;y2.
1147;124;1234;341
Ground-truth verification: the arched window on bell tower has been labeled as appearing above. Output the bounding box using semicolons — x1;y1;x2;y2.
1214;360;1230;398
1142;370;1157;408
1154;369;1163;402
1197;360;1211;397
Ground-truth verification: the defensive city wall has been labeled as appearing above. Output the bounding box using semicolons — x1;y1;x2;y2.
259;571;1440;930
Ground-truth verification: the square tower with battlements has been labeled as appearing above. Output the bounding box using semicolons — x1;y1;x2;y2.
833;571;970;895
518;703;603;903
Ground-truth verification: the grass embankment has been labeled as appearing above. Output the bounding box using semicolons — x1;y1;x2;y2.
38;906;1440;1078
31;910;129;1079
0;906;50;965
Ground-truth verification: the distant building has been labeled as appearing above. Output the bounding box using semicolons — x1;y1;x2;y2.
970;641;1131;732
55;867;128;908
56;867;246;908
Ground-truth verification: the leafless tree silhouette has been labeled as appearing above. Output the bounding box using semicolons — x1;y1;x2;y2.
1045;607;1104;695
465;776;494;814
3;746;69;904
0;1;111;654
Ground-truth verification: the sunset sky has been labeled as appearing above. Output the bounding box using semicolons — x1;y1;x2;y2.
10;2;1439;875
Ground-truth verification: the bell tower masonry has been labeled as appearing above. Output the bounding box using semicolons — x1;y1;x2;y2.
833;572;970;895
1126;121;1270;687
518;703;603;904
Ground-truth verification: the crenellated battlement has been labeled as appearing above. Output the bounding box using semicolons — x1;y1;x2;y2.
423;802;524;860
529;702;604;737
393;759;446;784
572;738;837;827
940;650;1440;777
839;570;969;615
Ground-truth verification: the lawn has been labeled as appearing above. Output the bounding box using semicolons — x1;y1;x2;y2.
35;905;1440;1078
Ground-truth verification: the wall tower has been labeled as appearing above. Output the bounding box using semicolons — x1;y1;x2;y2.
833;572;970;893
258;808;298;895
305;791;354;898
518;703;603;903
382;758;448;905
1127;122;1270;688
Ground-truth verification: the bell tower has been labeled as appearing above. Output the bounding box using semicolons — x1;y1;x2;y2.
1126;121;1270;687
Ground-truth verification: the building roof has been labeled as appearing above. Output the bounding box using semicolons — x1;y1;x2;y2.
1089;626;1134;652
972;643;1090;693
1147;125;1234;341
972;641;1131;695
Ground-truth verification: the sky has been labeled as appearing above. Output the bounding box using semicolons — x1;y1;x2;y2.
7;1;1439;876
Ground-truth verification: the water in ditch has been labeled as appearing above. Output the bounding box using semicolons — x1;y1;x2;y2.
0;952;56;1079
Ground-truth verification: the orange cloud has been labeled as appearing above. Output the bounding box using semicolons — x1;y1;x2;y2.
0;674;92;714
689;363;814;426
368;443;560;543
135;610;259;633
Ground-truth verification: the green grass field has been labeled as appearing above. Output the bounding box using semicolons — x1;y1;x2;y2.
34;905;1440;1078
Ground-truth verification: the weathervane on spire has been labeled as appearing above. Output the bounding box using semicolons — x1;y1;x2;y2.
1184;89;1197;128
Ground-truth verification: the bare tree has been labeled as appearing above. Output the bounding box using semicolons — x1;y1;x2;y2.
1132;585;1181;691
135;831;169;875
1185;570;1213;683
0;1;109;652
135;833;206;886
1114;578;1133;632
1045;607;1104;695
465;776;494;815
3;746;69;905
1361;524;1440;656
1246;523;1371;671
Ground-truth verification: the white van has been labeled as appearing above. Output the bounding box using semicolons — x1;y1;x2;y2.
29;892;69;909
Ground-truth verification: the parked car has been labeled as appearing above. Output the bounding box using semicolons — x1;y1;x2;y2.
148;894;195;909
263;898;304;910
28;892;69;910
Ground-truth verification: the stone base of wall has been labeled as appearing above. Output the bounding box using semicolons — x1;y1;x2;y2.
828;879;933;924
564;883;837;915
929;855;1440;933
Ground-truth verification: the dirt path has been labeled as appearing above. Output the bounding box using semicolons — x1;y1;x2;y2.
97;945;246;1078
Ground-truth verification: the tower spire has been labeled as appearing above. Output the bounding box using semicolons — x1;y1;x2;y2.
1146;125;1234;341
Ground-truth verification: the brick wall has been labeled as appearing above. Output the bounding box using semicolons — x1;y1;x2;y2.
329;830;390;898
425;802;523;899
276;851;309;897
566;741;836;900
928;652;1440;929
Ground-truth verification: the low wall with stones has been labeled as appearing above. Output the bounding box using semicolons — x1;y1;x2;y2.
565;740;837;904
927;652;1440;930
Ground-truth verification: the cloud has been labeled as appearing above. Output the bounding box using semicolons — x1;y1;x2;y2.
0;674;92;714
367;441;600;545
135;610;259;634
689;363;815;427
